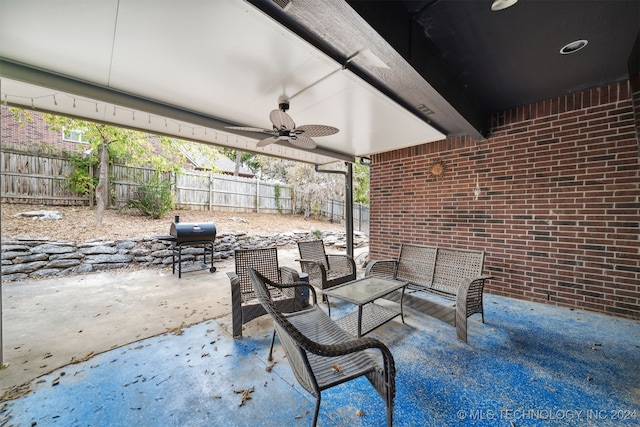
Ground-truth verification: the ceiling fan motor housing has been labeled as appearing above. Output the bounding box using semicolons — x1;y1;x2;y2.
278;101;290;111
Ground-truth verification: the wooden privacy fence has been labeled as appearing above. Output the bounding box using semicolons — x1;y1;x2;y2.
1;145;366;223
1;145;293;213
112;164;171;207
174;169;293;214
0;143;87;204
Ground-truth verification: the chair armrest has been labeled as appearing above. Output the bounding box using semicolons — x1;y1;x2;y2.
227;272;240;295
288;306;395;379
279;266;301;283
227;272;243;337
263;280;320;306
326;254;356;275
227;271;239;284
297;258;328;283
365;259;398;279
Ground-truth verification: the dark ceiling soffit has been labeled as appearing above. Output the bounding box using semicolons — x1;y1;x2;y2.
345;0;487;137
0;59;354;163
628;33;640;92
247;0;467;139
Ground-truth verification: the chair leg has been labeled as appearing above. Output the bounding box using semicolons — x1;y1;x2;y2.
268;329;276;361
312;395;321;427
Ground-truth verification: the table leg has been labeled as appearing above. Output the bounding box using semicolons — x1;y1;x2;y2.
357;305;363;338
400;286;406;324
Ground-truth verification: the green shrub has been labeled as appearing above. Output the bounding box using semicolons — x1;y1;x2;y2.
65;152;98;197
126;175;174;219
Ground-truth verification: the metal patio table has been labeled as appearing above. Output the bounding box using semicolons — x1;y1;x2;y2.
323;276;407;338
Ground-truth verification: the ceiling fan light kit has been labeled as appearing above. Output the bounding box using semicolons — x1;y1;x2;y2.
226;100;338;150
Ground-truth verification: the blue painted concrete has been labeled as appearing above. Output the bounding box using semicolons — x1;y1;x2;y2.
3;295;639;426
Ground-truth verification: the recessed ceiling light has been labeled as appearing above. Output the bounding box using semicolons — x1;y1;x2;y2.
491;0;518;11
560;39;588;55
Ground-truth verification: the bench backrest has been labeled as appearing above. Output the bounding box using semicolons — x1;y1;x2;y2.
396;244;438;285
395;244;484;294
432;248;484;294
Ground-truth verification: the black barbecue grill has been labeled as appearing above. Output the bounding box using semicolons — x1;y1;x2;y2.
170;222;217;243
161;221;217;278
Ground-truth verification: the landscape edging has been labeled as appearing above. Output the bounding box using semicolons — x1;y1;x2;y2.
1;230;368;281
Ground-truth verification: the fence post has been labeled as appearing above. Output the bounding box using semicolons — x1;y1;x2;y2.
256;178;260;213
330;199;334;223
209;171;214;211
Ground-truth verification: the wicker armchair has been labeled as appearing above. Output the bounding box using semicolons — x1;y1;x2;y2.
248;268;396;427
297;240;356;297
228;247;302;338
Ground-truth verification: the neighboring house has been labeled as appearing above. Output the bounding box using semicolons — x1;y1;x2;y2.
179;144;254;177
1;105;78;152
1;106;249;175
211;156;254;177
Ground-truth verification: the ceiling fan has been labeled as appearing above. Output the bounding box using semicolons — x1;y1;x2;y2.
226;100;338;149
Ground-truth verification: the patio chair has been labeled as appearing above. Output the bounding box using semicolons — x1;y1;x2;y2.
297;240;356;298
248;268;396;427
228;247;303;338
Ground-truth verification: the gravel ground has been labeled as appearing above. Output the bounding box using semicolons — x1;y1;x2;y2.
0;204;346;243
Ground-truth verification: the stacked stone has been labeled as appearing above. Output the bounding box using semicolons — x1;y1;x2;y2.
1;230;368;281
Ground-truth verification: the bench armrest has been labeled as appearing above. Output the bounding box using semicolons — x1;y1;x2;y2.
365;259;398;279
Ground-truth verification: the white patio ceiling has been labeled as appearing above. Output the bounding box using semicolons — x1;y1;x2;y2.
0;0;444;165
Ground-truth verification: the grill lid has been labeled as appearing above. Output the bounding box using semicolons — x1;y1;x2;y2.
170;222;216;243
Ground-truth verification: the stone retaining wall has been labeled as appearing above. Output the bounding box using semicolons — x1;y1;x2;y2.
1;230;368;282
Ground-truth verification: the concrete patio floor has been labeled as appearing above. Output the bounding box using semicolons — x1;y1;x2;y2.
1;246;639;426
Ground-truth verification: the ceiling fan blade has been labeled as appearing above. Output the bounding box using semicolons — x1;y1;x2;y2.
225;126;274;133
289;135;316;149
256;136;280;147
269;109;295;130
295;124;339;137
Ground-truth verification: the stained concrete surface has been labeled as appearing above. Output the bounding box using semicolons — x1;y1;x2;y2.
0;247;368;395
1;246;639;426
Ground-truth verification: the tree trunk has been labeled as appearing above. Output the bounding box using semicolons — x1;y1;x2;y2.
234;150;242;176
94;139;110;225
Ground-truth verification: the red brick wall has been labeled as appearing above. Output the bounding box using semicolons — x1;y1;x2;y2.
1;106;175;159
1;105;82;152
369;81;640;320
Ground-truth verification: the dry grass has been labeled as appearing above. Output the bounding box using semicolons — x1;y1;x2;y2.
0;204;345;243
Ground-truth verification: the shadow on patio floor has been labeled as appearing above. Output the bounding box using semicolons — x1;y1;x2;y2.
2;291;639;426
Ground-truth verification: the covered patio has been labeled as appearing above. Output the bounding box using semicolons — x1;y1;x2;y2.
1;248;638;426
1;1;639;425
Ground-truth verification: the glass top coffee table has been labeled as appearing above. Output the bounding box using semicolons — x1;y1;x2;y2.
323;276;407;338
